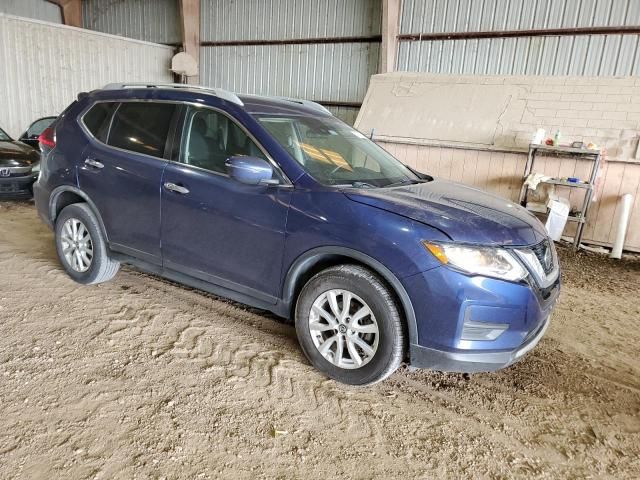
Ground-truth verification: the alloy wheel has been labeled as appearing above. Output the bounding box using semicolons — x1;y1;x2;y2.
60;218;93;273
308;289;379;369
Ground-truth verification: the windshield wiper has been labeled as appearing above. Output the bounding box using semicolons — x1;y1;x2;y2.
385;178;425;188
350;181;376;189
331;181;377;189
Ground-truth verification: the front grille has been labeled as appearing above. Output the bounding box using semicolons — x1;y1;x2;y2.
0;166;32;177
0;183;26;193
530;239;554;275
513;239;559;290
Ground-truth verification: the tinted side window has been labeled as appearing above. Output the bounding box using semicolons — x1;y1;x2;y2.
108;103;176;158
181;107;266;174
83;103;117;142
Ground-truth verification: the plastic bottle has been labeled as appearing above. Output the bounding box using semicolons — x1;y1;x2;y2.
554;129;561;146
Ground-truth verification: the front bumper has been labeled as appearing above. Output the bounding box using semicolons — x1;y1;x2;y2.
403;264;560;373
409;313;551;372
0;174;37;198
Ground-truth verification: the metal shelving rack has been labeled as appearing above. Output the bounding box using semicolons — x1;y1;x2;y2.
518;144;602;249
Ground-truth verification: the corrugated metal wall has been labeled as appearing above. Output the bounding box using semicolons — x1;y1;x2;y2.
201;43;379;103
200;0;382;124
397;0;640;75
82;0;180;45
0;14;174;138
202;0;381;40
0;0;62;23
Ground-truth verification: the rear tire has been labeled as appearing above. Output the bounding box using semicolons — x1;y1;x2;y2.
295;265;406;386
55;203;119;284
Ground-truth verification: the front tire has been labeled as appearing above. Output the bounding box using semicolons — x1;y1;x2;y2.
295;265;406;385
55;203;119;284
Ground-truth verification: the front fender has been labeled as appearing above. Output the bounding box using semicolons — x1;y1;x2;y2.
282;245;420;346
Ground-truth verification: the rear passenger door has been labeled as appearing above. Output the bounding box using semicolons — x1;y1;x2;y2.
78;101;178;265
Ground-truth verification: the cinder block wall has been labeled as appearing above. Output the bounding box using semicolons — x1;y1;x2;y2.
357;73;640;162
356;73;640;251
503;76;640;161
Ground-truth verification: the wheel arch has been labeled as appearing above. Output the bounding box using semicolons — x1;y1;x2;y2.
282;246;418;346
49;186;109;242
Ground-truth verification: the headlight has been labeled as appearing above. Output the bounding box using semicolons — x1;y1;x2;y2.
423;242;528;282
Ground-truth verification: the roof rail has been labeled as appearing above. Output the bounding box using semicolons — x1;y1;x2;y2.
102;82;244;106
272;96;333;115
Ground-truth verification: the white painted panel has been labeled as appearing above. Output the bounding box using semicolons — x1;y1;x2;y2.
0;14;174;138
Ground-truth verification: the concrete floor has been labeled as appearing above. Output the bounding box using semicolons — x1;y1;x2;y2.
1;201;639;479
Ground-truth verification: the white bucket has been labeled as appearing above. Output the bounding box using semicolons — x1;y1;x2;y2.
545;199;570;241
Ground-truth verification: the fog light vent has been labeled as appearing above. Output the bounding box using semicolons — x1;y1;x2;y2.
461;321;508;341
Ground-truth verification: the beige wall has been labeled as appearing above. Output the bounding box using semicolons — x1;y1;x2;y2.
356;73;640;252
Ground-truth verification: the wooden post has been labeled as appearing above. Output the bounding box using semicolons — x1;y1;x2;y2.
380;0;401;73
378;0;402;73
47;0;83;28
179;0;200;84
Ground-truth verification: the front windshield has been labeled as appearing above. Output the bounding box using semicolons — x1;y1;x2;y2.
0;127;11;141
257;115;420;187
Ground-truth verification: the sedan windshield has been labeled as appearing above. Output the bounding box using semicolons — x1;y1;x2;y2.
257;115;420;187
0;127;11;141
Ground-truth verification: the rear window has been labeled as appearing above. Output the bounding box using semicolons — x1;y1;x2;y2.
83;102;117;142
107;102;176;158
26;117;56;137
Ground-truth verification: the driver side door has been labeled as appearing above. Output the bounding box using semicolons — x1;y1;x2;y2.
161;105;292;303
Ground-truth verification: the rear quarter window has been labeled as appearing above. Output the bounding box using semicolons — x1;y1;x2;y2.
83;102;118;142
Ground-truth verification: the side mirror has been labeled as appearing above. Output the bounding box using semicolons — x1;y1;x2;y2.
225;156;279;186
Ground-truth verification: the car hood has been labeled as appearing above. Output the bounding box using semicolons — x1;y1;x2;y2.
345;179;547;246
0;140;39;166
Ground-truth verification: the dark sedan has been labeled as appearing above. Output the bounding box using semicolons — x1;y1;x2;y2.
0;126;40;199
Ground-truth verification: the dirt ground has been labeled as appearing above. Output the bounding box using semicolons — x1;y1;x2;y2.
0;201;639;480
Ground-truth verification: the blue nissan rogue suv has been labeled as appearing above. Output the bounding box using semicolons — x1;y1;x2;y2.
34;83;560;385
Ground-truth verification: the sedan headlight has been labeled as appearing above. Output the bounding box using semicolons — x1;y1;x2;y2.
423;242;528;282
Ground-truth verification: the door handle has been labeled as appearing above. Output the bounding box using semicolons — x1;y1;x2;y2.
84;158;104;169
164;182;190;195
